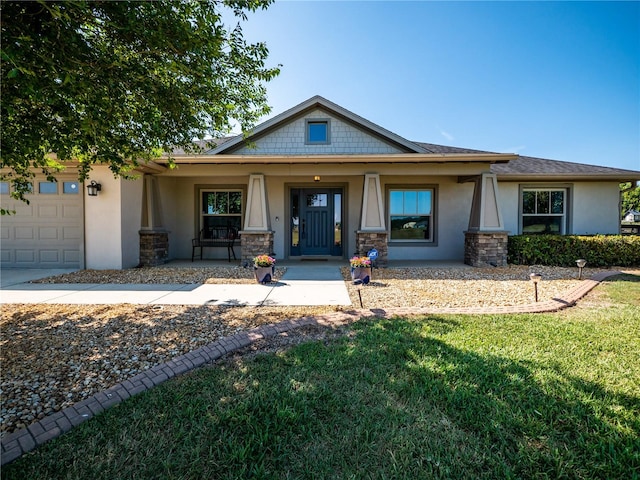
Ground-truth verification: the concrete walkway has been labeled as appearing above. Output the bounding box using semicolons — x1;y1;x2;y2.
0;269;626;465
0;266;352;306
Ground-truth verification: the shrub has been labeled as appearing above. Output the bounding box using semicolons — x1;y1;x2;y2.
508;234;640;267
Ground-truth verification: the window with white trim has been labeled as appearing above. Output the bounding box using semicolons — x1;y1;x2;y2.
521;188;567;234
200;190;242;237
389;188;434;242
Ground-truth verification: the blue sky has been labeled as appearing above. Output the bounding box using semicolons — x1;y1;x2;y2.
236;1;639;172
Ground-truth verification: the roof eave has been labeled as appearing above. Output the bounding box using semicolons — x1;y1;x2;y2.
160;153;517;165
496;173;640;182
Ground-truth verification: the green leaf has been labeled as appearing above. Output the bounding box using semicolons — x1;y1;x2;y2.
0;0;279;208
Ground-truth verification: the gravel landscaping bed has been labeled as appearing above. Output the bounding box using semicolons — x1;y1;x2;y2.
31;265;288;284
0;264;624;437
340;265;615;308
1;303;337;437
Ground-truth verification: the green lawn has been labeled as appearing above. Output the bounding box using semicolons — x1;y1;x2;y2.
3;275;639;479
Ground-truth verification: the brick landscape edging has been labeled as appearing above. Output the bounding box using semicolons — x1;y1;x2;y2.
0;271;622;466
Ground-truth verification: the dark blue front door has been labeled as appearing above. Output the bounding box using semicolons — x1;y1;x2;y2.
290;188;342;256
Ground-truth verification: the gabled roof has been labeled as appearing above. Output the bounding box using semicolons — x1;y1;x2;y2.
491;155;640;181
164;96;639;180
207;95;430;155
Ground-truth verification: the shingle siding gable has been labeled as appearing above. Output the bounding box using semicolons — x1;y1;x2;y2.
233;109;404;155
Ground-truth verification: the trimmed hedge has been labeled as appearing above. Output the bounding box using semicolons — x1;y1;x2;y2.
508;234;640;267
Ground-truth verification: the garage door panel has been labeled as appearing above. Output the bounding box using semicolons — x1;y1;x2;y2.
15;227;35;239
15;250;36;263
63;205;82;219
63;250;80;264
63;226;81;240
1;175;83;268
38;205;58;217
39;250;60;263
39;226;59;240
14;203;33;217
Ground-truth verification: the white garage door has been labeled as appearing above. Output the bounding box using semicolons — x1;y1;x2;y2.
1;176;84;268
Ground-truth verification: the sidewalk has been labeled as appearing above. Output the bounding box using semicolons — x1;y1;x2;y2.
0;266;352;306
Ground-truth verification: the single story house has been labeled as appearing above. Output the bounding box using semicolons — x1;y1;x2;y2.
623;210;640;223
2;95;639;269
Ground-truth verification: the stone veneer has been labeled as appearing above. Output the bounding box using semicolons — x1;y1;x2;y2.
464;231;508;267
139;230;168;267
240;231;274;263
355;230;388;267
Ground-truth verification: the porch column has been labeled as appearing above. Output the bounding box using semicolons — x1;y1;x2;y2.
356;173;388;266
241;174;273;262
464;173;508;267
139;175;168;266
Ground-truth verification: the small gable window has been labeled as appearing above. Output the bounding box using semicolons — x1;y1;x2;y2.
306;119;330;145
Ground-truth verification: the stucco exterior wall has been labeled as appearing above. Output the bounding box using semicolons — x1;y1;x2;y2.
120;176;143;268
84;169;143;269
84;170;123;269
382;176;475;261
234;109;403;155
572;182;621;234
498;181;622;235
498;182;519;235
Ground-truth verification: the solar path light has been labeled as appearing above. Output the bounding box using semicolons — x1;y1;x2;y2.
576;259;587;280
529;273;542;302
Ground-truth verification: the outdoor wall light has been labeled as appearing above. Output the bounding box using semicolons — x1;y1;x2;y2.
576;259;587;280
529;273;542;302
313;175;321;182
86;180;102;196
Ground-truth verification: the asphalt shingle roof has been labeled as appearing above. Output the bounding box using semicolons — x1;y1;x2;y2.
413;142;498;155
170;137;235;155
491;155;640;178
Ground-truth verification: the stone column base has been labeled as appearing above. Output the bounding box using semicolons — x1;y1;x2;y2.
240;230;274;263
139;230;169;267
355;230;388;267
464;230;508;267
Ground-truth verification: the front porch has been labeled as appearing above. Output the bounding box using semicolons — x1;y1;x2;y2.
140;171;509;269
